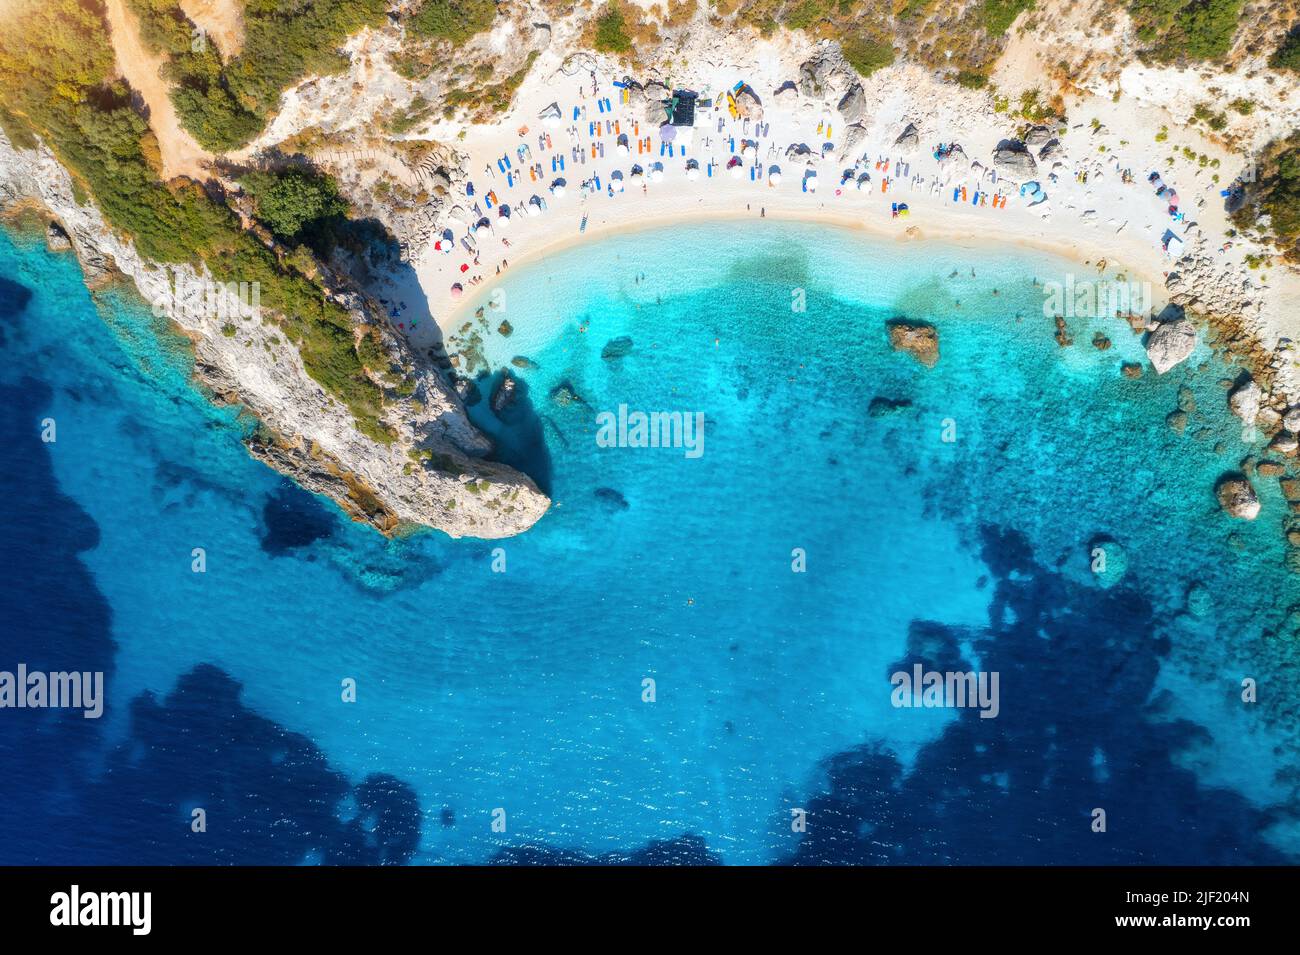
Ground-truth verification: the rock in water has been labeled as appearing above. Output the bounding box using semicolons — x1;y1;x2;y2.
1215;474;1260;519
1228;376;1261;428
45;220;72;252
453;375;481;407
491;371;518;415
1185;582;1213;617
601;336;634;361
1145;319;1196;374
511;355;538;370
549;381;587;407
886;320;939;367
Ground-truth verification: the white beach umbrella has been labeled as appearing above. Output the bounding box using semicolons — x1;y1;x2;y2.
730;163;744;179
768;171;781;185
686;166;699;181
806;174;818;192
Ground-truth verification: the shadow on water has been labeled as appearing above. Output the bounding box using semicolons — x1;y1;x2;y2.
468;369;554;496
261;479;339;556
781;525;1295;865
0;350;422;863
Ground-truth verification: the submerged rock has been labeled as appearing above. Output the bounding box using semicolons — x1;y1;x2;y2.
601;336;634;361
1185;582;1213;617
886;319;939;368
453;375;481;407
490;371;518;415
1145;319;1196;374
549;380;588;408
1121;362;1143;379
510;355;538;370
868;396;913;417
1088;536;1128;588
594;487;629;510
1215;474;1260;520
498;319;513;336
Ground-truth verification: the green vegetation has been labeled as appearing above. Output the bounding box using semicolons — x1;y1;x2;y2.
980;0;1035;35
1192;102;1227;131
1272;28;1300;72
0;0;393;441
593;2;633;54
409;0;498;47
955;70;989;89
842;34;895;78
1128;0;1242;62
128;0;387;151
239;167;348;245
1233;133;1300;263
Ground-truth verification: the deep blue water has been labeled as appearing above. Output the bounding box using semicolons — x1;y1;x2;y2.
1;219;1297;865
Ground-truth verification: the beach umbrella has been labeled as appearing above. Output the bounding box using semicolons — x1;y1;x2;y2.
686;166;699;181
630;164;644;178
856;174;870;191
806;173;818;192
659;123;677;142
450;283;463;299
650;161;665;183
730;162;744;179
611;170;626;191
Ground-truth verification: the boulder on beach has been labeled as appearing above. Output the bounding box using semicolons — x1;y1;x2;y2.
1215;473;1260;520
735;85;763;119
837;122;867;161
992;140;1037;179
837;83;865;124
1145;318;1196;374
1038;139;1063;162
1024;125;1054;147
894;122;920;151
886;319;939;368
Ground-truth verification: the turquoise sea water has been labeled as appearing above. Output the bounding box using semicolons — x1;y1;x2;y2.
1;219;1297;864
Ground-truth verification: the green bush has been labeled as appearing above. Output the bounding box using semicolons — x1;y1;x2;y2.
1128;0;1242;62
1233;133;1300;262
593;3;632;54
842;35;895;78
1272;28;1300;72
981;0;1035;35
240;167;349;244
409;0;498;47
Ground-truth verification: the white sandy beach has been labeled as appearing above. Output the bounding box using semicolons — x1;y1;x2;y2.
360;36;1298;400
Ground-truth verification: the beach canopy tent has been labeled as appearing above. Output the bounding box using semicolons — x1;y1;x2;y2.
1020;180;1044;200
663;89;698;127
473;216;492;232
856;173;871;190
528;194;546;214
538;102;563;127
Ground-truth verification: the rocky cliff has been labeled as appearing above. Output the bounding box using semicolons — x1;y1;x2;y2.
0;131;549;539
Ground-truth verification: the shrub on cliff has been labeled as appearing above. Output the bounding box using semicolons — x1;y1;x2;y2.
240;168;349;246
980;0;1035;35
409;0;498;47
1232;132;1300;263
593;3;633;54
1272;27;1300;72
842;35;895;78
1128;0;1243;62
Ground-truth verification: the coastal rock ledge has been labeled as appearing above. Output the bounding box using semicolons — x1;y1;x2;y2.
0;132;549;539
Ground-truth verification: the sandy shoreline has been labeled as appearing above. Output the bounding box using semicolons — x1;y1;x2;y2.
442;197;1177;329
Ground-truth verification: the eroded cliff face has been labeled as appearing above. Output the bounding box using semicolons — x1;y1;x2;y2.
0;131;549;539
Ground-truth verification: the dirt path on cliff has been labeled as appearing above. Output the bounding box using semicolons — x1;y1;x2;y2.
179;0;245;59
104;0;213;182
